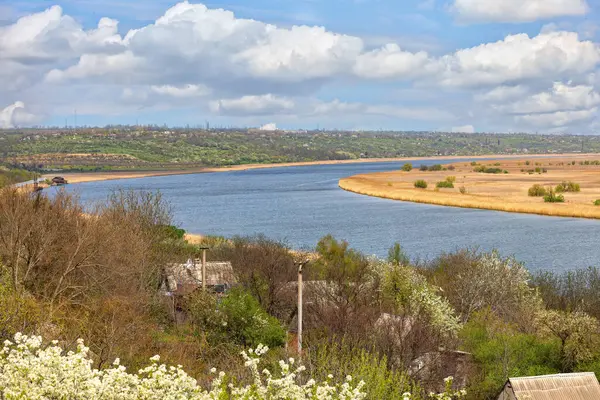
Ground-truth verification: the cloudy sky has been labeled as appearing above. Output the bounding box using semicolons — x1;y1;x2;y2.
1;0;600;133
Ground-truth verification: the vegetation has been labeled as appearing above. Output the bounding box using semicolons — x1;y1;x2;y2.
528;184;547;197
3;186;600;399
473;166;505;174
6;128;600;172
544;188;565;203
414;180;428;189
402;163;413;172
436;181;454;189
555;181;581;193
0;167;35;187
595;199;600;206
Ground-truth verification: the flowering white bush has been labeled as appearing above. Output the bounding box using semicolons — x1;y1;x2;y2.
0;333;366;400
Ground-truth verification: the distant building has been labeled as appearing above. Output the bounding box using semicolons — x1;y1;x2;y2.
497;372;600;400
162;259;236;296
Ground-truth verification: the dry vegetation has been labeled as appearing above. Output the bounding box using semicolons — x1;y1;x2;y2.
339;156;600;219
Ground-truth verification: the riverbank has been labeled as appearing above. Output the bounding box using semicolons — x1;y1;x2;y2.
43;153;600;184
339;156;600;220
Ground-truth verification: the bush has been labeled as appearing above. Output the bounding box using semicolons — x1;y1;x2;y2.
447;165;456;171
544;188;565;203
414;180;428;189
419;165;428;171
528;184;547;197
428;164;443;171
436;181;454;189
401;163;413;172
555;181;581;193
459;186;467;194
595;199;600;206
473;166;503;174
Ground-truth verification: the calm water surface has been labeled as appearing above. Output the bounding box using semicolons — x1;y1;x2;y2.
60;160;600;272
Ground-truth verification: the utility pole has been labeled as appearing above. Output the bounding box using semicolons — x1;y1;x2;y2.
197;246;209;291
297;260;309;356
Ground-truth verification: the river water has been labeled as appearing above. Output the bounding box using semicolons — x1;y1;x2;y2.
59;159;600;272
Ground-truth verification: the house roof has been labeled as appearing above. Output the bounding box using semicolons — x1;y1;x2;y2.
164;260;236;293
504;372;600;400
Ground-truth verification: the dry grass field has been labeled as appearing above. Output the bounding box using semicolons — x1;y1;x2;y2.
339;156;600;219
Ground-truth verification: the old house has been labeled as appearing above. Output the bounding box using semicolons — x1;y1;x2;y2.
497;372;600;400
162;259;236;296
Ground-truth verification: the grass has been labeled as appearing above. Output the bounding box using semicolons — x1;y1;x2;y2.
338;156;600;220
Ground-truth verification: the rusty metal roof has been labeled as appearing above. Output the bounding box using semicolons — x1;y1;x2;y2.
505;373;600;400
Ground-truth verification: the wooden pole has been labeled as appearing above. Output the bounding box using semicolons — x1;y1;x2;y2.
298;262;303;355
202;248;206;291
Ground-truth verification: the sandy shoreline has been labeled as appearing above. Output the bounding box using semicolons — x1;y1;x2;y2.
45;153;600;184
339;155;600;220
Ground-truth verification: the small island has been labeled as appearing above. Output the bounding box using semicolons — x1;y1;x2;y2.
339;156;600;219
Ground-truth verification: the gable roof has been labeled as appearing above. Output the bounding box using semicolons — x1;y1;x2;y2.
503;372;600;400
164;259;236;293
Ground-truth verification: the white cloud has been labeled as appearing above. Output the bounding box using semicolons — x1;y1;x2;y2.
0;101;36;128
497;82;600;114
259;123;278;131
434;32;600;88
451;125;475;133
452;0;589;23
150;84;211;98
515;108;597;127
210;94;295;116
353;44;430;79
475;85;530;102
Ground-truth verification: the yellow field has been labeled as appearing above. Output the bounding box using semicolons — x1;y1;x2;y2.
339;156;600;219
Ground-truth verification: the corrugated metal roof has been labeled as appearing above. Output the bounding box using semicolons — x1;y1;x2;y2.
506;373;600;400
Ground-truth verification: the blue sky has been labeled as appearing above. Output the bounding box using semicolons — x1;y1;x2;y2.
1;0;600;133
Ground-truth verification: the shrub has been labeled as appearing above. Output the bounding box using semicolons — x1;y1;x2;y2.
428;164;443;171
528;184;547;197
414;180;428;189
544;189;565;203
445;176;456;183
525;161;531;166
419;164;428;171
473;166;503;174
0;333;368;400
401;163;413;172
555;181;580;193
436;181;454;189
447;165;456;171
594;199;600;206
459;186;467;194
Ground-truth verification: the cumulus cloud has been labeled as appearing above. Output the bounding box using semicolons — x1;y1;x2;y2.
515;108;597;128
259;123;278;131
210;94;295;116
452;0;589;23
0;101;36;128
353;44;430;79
1;2;600;133
497;82;600;114
434;32;600;88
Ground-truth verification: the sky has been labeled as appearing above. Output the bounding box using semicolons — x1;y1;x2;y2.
1;0;600;133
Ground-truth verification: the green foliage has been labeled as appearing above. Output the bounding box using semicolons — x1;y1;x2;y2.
543;188;565;203
0;168;35;188
306;340;419;400
594;199;600;206
445;176;456;183
414;180;428;189
402;163;413;172
217;287;286;348
419;165;428;171
528;184;547;197
428;164;443;171
473;166;503;174
460;311;561;399
555;181;581;193
388;243;410;266
160;225;186;240
436;180;454;189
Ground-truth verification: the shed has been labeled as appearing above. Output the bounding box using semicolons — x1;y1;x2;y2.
497;372;600;400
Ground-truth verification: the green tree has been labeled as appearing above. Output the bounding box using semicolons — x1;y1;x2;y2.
402;163;413;172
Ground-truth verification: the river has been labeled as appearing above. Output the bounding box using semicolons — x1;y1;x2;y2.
58;159;600;272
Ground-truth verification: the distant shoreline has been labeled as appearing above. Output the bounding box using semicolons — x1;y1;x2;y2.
45;153;600;185
339;155;600;220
